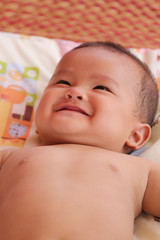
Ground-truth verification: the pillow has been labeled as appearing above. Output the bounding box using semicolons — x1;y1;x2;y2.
0;32;61;149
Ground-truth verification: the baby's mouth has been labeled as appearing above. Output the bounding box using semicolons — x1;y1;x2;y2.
55;105;89;116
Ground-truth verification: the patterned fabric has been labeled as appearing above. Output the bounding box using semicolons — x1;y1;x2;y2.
0;0;160;48
0;32;61;148
0;62;38;147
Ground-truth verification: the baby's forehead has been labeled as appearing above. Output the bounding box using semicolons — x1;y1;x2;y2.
62;46;140;69
56;47;141;81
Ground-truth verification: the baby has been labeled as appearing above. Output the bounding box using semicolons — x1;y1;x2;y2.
0;42;159;240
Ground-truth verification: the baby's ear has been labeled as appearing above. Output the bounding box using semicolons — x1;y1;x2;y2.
125;123;151;150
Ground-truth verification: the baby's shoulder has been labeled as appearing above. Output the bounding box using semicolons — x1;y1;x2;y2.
0;147;39;170
0;148;16;170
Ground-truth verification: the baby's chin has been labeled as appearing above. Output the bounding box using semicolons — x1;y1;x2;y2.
36;129;131;153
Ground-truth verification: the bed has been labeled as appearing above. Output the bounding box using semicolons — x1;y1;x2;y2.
0;1;160;239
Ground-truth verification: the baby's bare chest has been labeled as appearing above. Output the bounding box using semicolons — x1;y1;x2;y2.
0;147;148;213
0;146;150;239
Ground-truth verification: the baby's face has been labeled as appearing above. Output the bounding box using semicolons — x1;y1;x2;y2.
35;47;140;152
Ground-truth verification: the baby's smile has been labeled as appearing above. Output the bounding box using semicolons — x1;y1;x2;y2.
55;104;90;116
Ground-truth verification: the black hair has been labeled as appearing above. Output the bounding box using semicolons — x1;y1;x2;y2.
73;41;159;127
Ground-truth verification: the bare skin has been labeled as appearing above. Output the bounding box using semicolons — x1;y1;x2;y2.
0;144;158;240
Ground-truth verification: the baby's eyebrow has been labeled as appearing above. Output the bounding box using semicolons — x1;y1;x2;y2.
54;69;73;76
49;69;72;83
91;73;119;88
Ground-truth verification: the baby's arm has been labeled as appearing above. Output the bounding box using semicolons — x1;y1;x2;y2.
143;161;160;217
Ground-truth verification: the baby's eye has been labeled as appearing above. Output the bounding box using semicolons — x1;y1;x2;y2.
93;85;111;92
56;80;71;86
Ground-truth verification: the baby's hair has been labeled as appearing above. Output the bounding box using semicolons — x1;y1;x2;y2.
73;41;159;127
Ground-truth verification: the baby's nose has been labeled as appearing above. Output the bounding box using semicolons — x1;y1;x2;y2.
65;87;87;101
